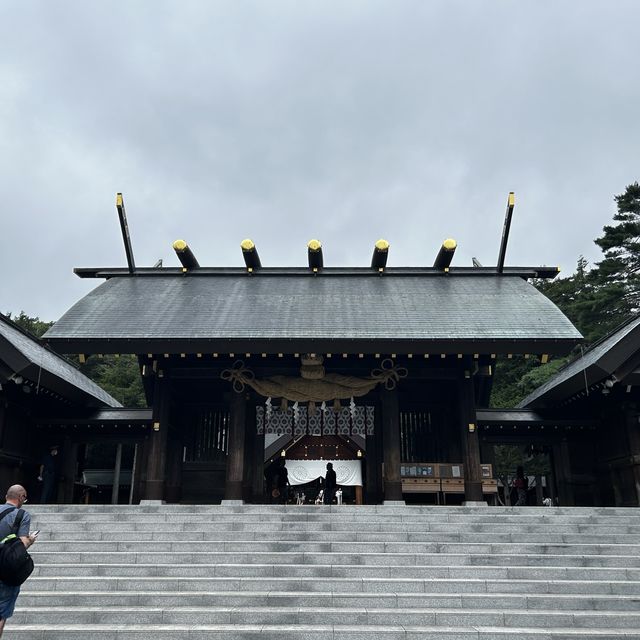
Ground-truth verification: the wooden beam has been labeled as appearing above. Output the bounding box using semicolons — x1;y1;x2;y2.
115;193;136;274
497;192;515;274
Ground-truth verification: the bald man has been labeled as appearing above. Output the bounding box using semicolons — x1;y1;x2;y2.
0;485;37;637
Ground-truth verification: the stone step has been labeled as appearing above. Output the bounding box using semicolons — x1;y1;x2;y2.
37;529;640;544
30;540;640;556
8;623;640;640
19;584;640;605
26;507;640;520
26;550;640;567
22;575;640;595
9;605;640;626
29;562;640;583
28;504;640;512
32;521;640;535
18;584;640;605
28;509;640;521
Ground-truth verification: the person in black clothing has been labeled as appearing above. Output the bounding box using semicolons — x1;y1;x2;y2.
512;466;528;506
37;445;60;504
275;459;290;504
323;462;337;505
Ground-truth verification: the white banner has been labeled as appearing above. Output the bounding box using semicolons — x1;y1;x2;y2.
285;459;362;486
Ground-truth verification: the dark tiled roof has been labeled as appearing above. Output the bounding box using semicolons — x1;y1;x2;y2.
44;274;581;354
0;315;120;408
520;314;640;409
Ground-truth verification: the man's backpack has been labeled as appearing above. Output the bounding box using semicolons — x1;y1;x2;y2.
0;507;34;586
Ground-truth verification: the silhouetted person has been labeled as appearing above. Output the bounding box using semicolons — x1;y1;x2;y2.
513;466;528;506
274;459;290;504
37;445;60;504
324;462;337;505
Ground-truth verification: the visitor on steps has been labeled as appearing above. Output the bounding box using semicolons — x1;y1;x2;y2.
0;485;37;638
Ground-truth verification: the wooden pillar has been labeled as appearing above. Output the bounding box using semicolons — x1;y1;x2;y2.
252;421;266;503
145;375;170;501
553;439;574;506
243;401;256;502
459;367;484;503
165;436;183;503
131;440;146;504
625;405;640;506
111;443;123;505
380;387;403;502
365;412;383;503
128;443;139;505
225;391;247;501
61;437;78;503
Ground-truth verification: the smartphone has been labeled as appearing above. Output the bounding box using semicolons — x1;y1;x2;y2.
30;530;40;537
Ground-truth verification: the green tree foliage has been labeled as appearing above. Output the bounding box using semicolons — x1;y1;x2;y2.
593;181;640;315
545;182;640;341
4;311;53;338
79;355;146;408
491;182;639;407
490;356;571;409
535;256;621;345
490;357;538;409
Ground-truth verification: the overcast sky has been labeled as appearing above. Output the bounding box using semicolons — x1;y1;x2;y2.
1;1;639;322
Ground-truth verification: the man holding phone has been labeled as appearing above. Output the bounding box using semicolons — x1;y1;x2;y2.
0;485;37;637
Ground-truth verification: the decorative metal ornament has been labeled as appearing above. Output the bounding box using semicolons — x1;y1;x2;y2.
371;358;408;390
220;360;255;393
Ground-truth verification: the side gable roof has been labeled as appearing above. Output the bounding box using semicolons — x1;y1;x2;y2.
0;314;121;408
520;314;640;409
43;273;582;355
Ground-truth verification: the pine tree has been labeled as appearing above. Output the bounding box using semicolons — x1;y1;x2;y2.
491;182;640;407
593;181;640;315
79;355;146;407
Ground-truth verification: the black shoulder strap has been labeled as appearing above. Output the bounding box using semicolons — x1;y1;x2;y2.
12;509;25;533
0;507;17;524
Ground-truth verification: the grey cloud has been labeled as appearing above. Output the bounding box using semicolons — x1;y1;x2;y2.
0;1;638;320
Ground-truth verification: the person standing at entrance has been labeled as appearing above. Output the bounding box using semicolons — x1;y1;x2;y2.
0;485;37;637
275;459;290;504
37;445;60;504
513;466;528;506
324;462;337;505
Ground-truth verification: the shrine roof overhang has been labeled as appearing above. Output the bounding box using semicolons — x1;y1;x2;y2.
43;272;582;356
0;314;121;408
38;407;152;426
520;314;640;409
476;408;598;429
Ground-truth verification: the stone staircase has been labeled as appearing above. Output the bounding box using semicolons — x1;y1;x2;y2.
10;504;640;639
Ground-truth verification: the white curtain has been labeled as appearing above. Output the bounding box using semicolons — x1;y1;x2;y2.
285;459;362;486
